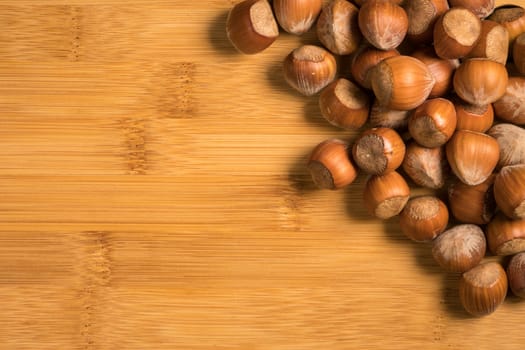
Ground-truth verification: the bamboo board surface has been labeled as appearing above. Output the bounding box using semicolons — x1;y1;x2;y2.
1;1;525;349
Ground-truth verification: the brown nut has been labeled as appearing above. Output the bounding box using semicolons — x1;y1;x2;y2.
492;77;525;126
411;47;459;98
453;58;508;106
403;0;448;44
402;142;448;189
465;20;509;64
226;0;279;55
351;46;400;89
274;0;322;35
453;100;494;133
363;171;410;219
486;213;525;256
368;100;410;130
494;164;525;220
307;139;358;190
446;130;499;186
459;262;508;317
319;78;370;130
507;252;525;298
448;0;495;19
433;7;481;59
488;5;525;45
370;55;435;110
316;0;361;55
358;0;408;50
283;45;337;96
448;175;496;225
399;195;449;242
432;224;486;273
487;123;525;168
352;127;406;175
408;97;457;148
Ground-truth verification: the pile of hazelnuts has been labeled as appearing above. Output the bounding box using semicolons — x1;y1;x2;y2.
226;0;525;317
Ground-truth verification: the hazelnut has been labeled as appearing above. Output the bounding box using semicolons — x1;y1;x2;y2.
363;171;410;219
368;100;410;130
466;20;509;64
488;5;525;45
486;213;525;256
283;45;337;96
433;7;481;59
316;0;361;56
448;0;495;19
494;164;525;220
319;78;370;130
446;130;499;186
352;127;406;175
432;224;486;273
453;58;508;106
492;77;525;126
448;175;496;225
487;123;525;168
399;195;449;242
507;252;525;298
351;46;400;89
453;100;494;133
358;0;408;50
459;262;508;317
226;0;279;55
403;0;448;44
370;55;435;111
273;0;322;35
411;47;459;98
307;139;358;190
408;97;457;148
402;142;448;189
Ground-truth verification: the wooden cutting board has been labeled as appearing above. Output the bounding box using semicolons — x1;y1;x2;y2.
1;1;524;348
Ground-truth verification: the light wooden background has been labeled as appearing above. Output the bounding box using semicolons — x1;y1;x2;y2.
1;0;524;349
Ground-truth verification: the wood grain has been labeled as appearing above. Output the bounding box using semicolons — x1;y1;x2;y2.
1;1;525;349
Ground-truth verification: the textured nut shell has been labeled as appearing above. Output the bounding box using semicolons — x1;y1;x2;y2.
487;213;525;256
316;0;361;55
351;47;399;89
453;59;508;106
446;130;499;186
369;100;410;130
411;47;459;98
459;262;508;317
488;5;525;44
408;98;457;148
449;0;495;18
494;164;525;219
399;196;449;242
454;101;494;133
488;123;525;168
370;55;435;110
466;20;509;64
363;171;410;219
283;45;337;96
448;175;496;225
507;252;525;298
274;0;322;35
319;78;370;130
433;8;481;59
308;139;357;190
493;77;525;125
352;127;406;175
403;143;448;189
404;0;449;44
432;224;486;273
358;0;408;50
226;0;279;54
